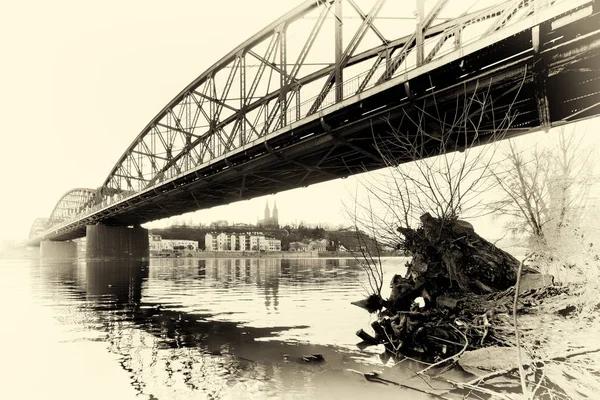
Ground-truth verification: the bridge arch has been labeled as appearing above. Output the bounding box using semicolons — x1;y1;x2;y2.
48;188;98;224
29;218;49;239
100;0;530;198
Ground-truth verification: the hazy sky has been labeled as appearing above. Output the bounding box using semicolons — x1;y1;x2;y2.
1;0;598;242
1;0;349;240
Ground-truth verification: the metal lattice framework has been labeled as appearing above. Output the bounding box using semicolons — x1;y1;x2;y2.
29;218;49;239
48;188;98;224
28;0;600;245
100;0;543;198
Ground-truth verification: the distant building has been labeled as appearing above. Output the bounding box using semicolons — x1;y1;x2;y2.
308;239;327;252
232;222;253;228
261;237;282;252
289;242;309;252
205;232;281;252
211;220;229;228
148;234;198;255
216;232;230;251
166;239;198;251
258;201;279;227
149;234;164;252
249;235;261;251
235;233;251;251
205;233;218;251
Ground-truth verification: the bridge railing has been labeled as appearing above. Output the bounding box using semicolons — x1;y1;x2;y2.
253;0;563;133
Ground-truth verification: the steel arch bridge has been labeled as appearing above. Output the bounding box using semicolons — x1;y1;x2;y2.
101;0;544;196
27;0;600;246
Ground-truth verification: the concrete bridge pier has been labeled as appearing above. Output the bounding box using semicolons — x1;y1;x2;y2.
40;240;78;259
86;224;149;261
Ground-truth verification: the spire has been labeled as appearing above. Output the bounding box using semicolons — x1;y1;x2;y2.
264;200;270;221
272;200;279;223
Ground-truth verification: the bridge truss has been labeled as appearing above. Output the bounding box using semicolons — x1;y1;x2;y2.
100;0;553;198
29;218;50;240
48;188;98;225
27;0;600;245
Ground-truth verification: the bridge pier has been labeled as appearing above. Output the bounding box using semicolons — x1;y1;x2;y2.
40;240;78;260
85;224;149;261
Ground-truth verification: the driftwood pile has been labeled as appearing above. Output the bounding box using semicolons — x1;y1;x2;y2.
353;212;563;363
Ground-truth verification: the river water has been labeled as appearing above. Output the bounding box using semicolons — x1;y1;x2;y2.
0;257;457;399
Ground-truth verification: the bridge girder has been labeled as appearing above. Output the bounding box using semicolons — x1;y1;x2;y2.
100;0;541;199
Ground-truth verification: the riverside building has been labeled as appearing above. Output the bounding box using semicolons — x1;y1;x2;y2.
205;232;281;252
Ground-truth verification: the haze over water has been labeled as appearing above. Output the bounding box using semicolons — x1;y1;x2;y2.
0;256;455;399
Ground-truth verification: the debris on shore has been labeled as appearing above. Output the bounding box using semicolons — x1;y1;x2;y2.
352;212;590;368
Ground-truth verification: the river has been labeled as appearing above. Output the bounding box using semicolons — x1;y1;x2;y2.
0;257;457;399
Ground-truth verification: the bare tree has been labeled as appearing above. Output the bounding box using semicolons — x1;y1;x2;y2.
342;76;529;314
350;191;384;302
490;126;597;253
343;77;600;398
350;77;523;251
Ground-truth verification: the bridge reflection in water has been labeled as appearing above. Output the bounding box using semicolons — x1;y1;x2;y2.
31;257;471;399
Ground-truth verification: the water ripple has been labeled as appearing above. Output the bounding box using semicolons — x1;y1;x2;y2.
0;256;452;400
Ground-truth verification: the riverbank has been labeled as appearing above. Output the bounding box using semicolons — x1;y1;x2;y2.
153;250;403;259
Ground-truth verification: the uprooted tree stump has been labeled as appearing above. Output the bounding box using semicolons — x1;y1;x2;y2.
392;212;526;307
353;212;554;362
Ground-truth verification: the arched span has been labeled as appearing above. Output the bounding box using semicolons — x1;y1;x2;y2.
100;0;531;197
29;218;49;239
48;188;98;224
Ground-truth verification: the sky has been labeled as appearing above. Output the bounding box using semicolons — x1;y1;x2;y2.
1;0;599;243
0;0;367;241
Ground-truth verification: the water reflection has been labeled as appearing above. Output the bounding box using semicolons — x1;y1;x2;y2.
31;257;455;399
84;261;146;309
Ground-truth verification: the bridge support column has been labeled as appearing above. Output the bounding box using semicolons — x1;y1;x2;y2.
85;224;149;261
40;240;78;259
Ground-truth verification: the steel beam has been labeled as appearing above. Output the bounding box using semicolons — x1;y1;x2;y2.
297;144;338;185
192;90;238;114
532;24;551;129
156;122;196;138
239;52;246;145
247;50;296;84
347;0;387;44
263;141;338;178
377;0;450;84
483;0;528;36
334;0;343;102
279;23;288;128
416;0;425;66
308;0;387;115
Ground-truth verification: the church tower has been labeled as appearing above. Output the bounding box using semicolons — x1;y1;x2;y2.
272;201;279;226
264;201;270;222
